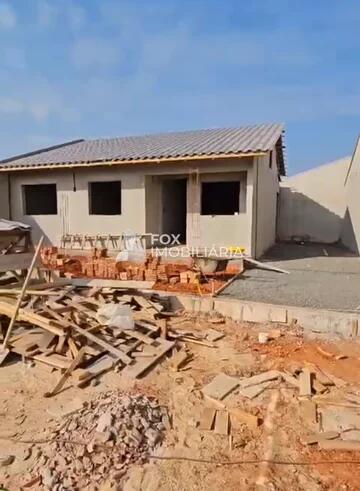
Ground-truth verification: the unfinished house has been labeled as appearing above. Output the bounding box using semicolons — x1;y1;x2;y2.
0;123;285;258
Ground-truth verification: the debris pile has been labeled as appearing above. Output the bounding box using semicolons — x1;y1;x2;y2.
0;281;177;390
30;392;167;490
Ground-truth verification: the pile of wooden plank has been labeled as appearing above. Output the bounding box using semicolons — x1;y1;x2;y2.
0;281;176;394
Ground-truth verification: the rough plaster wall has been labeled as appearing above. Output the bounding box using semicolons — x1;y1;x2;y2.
9;168;146;244
341;141;360;253
198;171;252;251
279;156;350;243
255;151;279;257
0;175;9;219
7;157;254;248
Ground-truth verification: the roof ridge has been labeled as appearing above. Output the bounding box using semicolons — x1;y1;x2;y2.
85;122;284;144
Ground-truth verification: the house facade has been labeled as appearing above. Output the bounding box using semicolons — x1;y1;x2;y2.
0;124;285;258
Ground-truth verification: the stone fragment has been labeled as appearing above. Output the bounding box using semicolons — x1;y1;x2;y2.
0;455;14;467
41;468;55;488
342;429;360;441
96;411;113;432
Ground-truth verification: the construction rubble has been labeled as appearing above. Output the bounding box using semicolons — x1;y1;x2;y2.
29;392;166;490
0;279;199;388
1;247;360;490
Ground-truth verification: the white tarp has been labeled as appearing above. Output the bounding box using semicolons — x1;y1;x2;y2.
0;219;31;232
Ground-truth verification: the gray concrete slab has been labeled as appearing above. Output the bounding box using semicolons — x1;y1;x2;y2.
222;242;360;311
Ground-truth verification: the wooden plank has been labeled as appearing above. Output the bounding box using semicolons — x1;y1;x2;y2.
77;354;118;387
41;307;73;328
123;339;175;378
123;329;155;345
70;323;132;365
33;353;72;369
0;302;65;336
135;320;160;335
44;346;86;397
37;332;56;351
170;350;191;371
199;408;216;430
69;278;154;289
214;410;229;435
68;337;79;357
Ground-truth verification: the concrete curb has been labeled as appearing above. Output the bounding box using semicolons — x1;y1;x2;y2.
168;294;359;338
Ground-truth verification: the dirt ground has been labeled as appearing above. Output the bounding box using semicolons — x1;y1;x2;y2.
1;317;360;490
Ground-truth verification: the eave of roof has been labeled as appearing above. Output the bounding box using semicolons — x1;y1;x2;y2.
0;150;267;172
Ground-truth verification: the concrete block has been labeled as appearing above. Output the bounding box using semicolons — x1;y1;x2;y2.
268;306;287;323
199;298;214;313
242;303;269;323
213;299;235;319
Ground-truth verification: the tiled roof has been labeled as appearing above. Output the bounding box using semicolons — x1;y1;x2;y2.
0;123;285;174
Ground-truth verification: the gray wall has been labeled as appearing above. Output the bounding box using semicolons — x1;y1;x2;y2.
341;140;360;253
255;152;280;257
278;156;350;244
0;175;9;219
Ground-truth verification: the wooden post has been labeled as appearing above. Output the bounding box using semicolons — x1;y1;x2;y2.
1;236;44;351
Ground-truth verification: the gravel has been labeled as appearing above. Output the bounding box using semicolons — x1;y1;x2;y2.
222;242;360;311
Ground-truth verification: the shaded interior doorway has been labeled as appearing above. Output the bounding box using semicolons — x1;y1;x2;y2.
162;178;187;244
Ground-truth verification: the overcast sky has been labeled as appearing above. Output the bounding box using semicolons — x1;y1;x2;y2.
0;0;359;174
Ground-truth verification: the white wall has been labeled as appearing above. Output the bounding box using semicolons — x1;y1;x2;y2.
278;156;351;243
341;141;360;253
255;151;280;257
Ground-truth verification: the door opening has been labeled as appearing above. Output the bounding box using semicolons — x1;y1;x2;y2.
162;178;187;244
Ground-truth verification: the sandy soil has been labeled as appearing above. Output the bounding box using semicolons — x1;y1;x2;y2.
0;318;360;490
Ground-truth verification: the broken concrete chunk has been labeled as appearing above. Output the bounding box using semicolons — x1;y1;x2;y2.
302;431;339;445
321;407;360;432
319;440;360;451
198;407;216;430
240;370;281;388
299;368;312;397
202;373;239;400
96;411;113;433
239;380;272;399
299;400;317;425
341;429;360;441
281;372;299;388
214;410;229;435
205;328;225;342
0;455;15;467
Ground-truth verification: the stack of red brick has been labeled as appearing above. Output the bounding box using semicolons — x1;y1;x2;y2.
41;247;194;284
